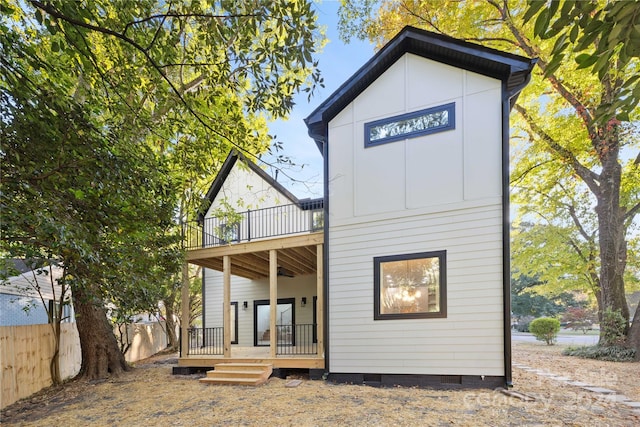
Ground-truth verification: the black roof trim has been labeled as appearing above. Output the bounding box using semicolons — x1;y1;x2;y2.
198;150;307;221
304;26;537;152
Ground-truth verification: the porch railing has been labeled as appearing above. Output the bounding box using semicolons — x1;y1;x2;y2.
184;325;318;357
276;324;317;355
183;202;323;250
186;327;223;355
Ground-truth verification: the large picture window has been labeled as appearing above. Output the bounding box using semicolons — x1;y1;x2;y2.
374;251;446;320
364;103;455;147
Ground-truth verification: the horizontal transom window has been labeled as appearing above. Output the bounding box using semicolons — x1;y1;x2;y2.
364;103;455;147
374;250;447;320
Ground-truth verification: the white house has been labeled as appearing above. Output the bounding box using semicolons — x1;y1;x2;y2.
178;26;536;388
0;261;73;326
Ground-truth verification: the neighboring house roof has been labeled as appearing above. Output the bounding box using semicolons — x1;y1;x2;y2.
305;25;538;152
1;262;65;301
199;150;323;221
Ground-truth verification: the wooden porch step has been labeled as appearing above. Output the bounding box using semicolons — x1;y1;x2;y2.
204;370;266;379
199;363;273;386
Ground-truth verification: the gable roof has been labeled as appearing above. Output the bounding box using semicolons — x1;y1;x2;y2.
304;26;537;152
199;150;322;221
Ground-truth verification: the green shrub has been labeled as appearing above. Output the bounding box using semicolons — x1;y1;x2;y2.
529;317;561;345
563;345;636;362
600;308;627;346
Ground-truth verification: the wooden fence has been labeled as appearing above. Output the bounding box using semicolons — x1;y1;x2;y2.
1;321;172;410
115;321;170;363
0;322;81;410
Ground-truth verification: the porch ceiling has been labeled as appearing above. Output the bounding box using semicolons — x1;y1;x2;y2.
186;232;323;280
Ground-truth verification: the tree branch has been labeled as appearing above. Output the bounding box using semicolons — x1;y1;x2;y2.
510;159;555;187
143;0;172;52
513;103;601;194
60;21;177;148
566;236;588;264
624;200;640;222
31;1;241;152
498;1;596;133
398;1;439;31
566;205;593;243
30;0;309;184
122;12;258;36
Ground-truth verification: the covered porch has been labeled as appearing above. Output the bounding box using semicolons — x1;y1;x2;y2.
179;232;325;371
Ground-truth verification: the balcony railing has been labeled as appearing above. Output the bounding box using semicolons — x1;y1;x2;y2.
183;202;323;250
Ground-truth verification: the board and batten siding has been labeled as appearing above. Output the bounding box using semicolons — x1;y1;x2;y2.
204;271;317;348
327;53;505;376
204;161;295;220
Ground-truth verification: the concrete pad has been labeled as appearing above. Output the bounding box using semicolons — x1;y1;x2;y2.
602;394;631;403
582;387;616;394
567;381;592;387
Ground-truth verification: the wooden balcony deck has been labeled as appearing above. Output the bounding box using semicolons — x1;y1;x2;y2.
185;232;323;280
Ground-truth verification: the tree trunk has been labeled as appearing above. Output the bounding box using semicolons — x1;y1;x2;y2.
595;144;630;347
628;302;640;360
164;289;179;351
73;286;128;379
49;320;62;385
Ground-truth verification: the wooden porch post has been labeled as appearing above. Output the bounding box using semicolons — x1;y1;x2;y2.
180;262;189;358
269;249;277;358
223;255;231;358
316;244;324;358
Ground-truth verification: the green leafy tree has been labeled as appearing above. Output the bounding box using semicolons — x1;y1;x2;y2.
511;273;579;320
512;220;602;310
1;62;181;378
338;0;640;356
526;0;640;123
2;0;324;379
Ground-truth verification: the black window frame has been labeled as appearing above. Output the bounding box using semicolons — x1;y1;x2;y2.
253;298;296;347
230;301;238;344
364;103;455;147
373;250;447;320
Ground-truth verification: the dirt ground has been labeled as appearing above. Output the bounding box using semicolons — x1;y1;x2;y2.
2;342;639;426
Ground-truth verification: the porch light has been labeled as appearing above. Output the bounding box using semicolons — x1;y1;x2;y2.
301;297;307;307
243;301;248;309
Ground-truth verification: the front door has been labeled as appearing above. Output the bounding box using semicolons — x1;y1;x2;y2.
253;298;295;346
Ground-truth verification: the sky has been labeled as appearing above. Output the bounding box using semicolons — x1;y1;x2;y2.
261;1;376;200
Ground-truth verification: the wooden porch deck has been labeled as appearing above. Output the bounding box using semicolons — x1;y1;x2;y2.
178;346;324;369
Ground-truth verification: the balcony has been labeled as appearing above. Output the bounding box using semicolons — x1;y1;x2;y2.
183;202;324;251
179;202;326;370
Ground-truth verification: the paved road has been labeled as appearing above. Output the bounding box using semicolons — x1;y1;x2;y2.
511;331;599;345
